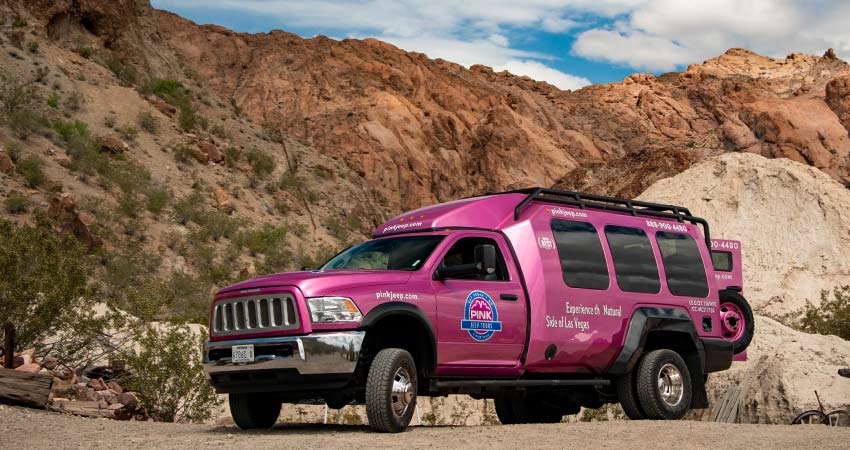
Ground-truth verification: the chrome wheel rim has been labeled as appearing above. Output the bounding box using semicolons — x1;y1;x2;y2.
391;367;414;416
657;363;684;407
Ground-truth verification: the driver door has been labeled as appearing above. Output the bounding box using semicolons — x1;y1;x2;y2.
432;232;527;376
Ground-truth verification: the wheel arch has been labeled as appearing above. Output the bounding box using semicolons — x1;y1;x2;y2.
609;307;708;409
358;302;437;382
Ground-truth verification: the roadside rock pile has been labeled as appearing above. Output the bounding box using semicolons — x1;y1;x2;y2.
639;152;850;423
639;152;850;314
8;349;148;420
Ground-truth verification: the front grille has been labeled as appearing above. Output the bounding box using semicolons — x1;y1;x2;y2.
212;294;298;337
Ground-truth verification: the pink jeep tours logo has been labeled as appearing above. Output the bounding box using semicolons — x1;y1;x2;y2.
461;290;502;342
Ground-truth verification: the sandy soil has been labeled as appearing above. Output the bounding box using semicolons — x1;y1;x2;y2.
2;405;848;450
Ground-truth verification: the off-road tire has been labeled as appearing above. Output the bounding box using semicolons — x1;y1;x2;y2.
720;291;754;354
495;397;519;424
365;348;417;433
229;393;282;429
636;350;692;420
615;372;646;420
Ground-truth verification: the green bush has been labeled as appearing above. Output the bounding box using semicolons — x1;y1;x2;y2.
4;193;30;214
103;56;138;85
0;220;96;350
117;124;139;141
172;144;196;165
246;147;275;177
64;91;85;112
223;146;241;167
209;124;228;139
76;45;93;59
145;184;171;215
792;286;850;340
1;69;46;138
120;324;221;422
47;91;60;108
17;155;47;187
27;41;39;54
235;225;288;256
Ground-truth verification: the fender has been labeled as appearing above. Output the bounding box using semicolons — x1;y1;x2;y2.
608;307;705;375
358;301;437;375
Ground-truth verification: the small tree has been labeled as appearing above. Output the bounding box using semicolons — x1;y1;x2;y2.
795;286;850;340
0;220;95;350
121;324;221;422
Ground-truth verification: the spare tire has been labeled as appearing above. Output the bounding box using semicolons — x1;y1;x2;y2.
718;290;754;354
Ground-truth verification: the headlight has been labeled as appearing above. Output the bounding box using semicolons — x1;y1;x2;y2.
306;296;362;323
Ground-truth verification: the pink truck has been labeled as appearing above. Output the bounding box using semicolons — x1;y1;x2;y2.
203;188;753;432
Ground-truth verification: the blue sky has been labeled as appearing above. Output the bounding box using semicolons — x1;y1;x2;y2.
152;1;849;90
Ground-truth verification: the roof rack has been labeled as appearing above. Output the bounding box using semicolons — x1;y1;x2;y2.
503;187;711;247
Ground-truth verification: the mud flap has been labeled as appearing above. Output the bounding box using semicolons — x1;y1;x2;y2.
689;361;709;409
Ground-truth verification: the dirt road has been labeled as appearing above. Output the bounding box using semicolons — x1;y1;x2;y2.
1;405;848;450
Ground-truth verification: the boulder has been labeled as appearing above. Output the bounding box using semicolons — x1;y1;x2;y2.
107;381;123;393
212;188;229;209
41;355;58;370
98;134;129;154
14;363;41;373
0;149;14;174
197;141;223;163
153;99;177;117
68;384;96;401
117;391;139;409
87;378;108;391
47;193;102;249
51;367;75;381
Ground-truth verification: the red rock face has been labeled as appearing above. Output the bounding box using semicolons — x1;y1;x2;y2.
20;0;850;208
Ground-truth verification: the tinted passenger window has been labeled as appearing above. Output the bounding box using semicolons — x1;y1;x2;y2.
604;226;660;294
710;251;733;272
440;237;508;281
656;232;709;298
551;219;609;290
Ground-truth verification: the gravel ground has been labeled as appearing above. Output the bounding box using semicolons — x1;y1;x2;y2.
1;405;848;450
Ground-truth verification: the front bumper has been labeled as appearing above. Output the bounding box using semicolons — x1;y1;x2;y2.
203;331;365;394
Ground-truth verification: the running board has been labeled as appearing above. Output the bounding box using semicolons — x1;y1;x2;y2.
432;379;610;390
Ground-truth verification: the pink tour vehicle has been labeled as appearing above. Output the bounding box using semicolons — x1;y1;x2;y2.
203;188;753;432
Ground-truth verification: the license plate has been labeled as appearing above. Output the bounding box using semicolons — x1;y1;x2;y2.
231;344;254;363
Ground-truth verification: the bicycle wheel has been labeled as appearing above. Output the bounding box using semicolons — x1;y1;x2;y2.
825;409;850;427
791;410;827;425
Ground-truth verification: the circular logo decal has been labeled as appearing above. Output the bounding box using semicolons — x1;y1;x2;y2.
461;291;503;342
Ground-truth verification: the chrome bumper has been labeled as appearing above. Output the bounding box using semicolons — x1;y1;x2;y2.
203;331;365;377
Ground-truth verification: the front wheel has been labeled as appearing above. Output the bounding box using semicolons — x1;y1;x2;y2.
365;348;417;433
635;349;692;420
229;393;282;429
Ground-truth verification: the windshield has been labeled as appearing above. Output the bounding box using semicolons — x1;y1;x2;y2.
321;235;445;271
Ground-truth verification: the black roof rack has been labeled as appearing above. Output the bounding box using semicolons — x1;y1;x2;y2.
501;187;711;247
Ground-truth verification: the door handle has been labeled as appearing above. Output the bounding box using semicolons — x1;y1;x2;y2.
500;293;518;301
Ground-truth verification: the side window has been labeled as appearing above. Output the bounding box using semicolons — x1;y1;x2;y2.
551;219;609;290
439;237;508;281
604;225;661;294
656;232;710;298
710;251;733;272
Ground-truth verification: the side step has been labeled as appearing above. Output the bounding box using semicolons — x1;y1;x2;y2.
431;378;609;395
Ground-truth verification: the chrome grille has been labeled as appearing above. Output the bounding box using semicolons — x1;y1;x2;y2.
212;294;299;336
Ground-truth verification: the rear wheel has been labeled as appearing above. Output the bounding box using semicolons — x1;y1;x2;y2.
615;372;646;420
719;291;754;354
365;348;417;433
635;349;692;420
229;393;282;429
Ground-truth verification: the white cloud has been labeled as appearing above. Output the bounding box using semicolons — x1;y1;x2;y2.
496;60;591;90
572;0;850;71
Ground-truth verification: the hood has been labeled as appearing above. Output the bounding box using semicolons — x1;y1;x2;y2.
218;270;413;297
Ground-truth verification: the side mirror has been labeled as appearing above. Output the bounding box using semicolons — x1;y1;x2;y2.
433;262;482;280
475;244;497;276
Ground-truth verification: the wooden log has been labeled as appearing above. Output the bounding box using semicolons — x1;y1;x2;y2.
48;399;115;419
0;367;53;408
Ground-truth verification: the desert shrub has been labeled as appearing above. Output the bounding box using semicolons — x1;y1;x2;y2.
117;124;139;141
17;154;47;187
313;165;333;179
209;123;228;139
137;111;158;134
120;324;220;422
103;114;116;128
0;220;96;350
260;122;283;143
235;225;288;256
47;91;60;108
145;184;171;215
140;79;184;99
178;104;201;131
64;91;85;112
325;215;362;243
76;45;93;59
173;192;242;241
172;144;196;165
0;69;46;138
245;147;275;177
791;286;850;340
4;193;30;213
27;41;39;53
223;146;241;167
103;56;138;85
